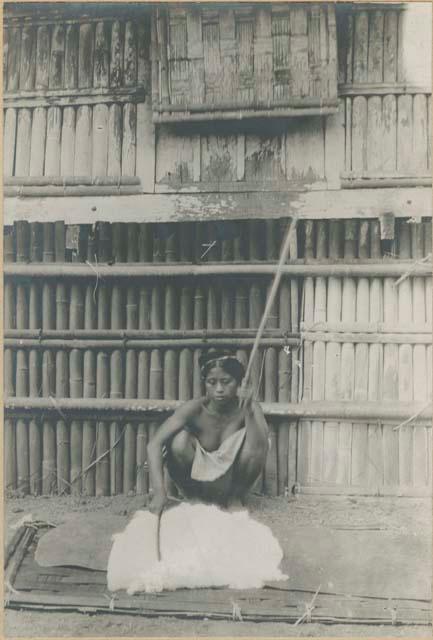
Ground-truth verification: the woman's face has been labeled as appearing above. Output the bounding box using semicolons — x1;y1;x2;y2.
204;365;239;406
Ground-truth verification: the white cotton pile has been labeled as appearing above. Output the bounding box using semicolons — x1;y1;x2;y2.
107;502;287;594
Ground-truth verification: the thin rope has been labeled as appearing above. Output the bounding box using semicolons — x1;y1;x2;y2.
241;216;298;402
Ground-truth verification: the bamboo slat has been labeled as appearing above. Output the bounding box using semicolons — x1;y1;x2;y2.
4;108;17;177
50;24;65;89
413;95;428;174
5;419;17;492
92;104;108;176
7;26;22;91
94;21;109;89
78;23;94;89
397;95;413;174
110;20;123;87
20;26;36;90
60;107;76;174
311;221;327;485
15;108;32;176
351;220;370;488
107;104;122;177
122;103;137;175
65;23;79;89
96;351;110;496
383;10;398;83
55;351;70;494
367;220;384;488
29;108;47;177
74;106;92;176
193;286;206;398
35;25;50;90
353;11;368;83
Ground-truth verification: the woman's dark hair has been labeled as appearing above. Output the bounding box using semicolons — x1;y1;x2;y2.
199;350;245;384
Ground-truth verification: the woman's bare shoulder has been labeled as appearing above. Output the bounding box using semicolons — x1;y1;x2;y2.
175;397;205;419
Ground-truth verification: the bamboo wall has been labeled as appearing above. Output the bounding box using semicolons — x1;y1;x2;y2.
4;218;432;497
3;4;432;498
3;13;150;181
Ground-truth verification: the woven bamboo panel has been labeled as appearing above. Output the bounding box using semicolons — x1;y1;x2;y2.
152;4;338;120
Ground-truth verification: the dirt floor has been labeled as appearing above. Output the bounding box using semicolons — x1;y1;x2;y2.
4;493;432;638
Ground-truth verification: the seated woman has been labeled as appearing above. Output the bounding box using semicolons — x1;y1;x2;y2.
147;350;269;514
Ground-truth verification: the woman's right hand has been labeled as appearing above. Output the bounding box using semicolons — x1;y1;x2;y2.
148;491;168;516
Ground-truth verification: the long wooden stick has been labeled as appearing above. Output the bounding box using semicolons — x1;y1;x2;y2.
243;217;298;390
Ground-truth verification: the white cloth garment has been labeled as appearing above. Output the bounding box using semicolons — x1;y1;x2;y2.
107;502;287;594
190;427;247;482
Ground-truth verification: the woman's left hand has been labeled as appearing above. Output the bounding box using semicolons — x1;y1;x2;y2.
238;382;254;408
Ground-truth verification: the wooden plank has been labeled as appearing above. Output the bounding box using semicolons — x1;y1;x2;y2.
107;104;122;177
92;104;108;177
397;94;413;174
78;23;94;89
367;11;384;83
413;94;428;174
49;24;65;89
366;96;383;173
124;21;137;87
93;21;109;89
5;189;432;226
122;103;137;175
35;25;50;90
351;96;367;174
29;108;47;177
286;118;325;184
60;107;76;175
74;106;92;176
3;109;17;177
382;95;397;173
15;109;32;176
20;25;36;91
353;11;368;83
383;10;398;83
64;23;78;89
324;101;344;189
110;20;123;88
44;107;61;176
7;26;22;91
254;7;272;104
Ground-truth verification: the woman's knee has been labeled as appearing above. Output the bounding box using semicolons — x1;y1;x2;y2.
168;430;195;466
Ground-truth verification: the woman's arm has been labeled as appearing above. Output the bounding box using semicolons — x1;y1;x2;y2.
147;398;202;514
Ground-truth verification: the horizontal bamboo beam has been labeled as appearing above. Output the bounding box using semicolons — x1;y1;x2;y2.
301;322;433;334
5;398;432;422
341;177;432;189
301;331;431;345
5;189;431;224
4;176;141;186
338;83;431;96
4;260;431;279
154;97;339;113
6;329;299;340
153;106;338;123
4;186;141;197
3;87;146;109
4;337;296;350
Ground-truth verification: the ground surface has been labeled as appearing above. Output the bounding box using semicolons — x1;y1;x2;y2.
4;493;432;638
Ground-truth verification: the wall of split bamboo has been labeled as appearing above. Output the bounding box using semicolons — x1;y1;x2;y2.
3;13;149;184
4;218;432;497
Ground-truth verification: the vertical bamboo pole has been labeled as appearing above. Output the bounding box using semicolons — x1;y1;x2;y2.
42;356;56;494
248;221;264;399
45;107;62;176
263;355;278;496
351;220;370;489
20;25;36;91
124;224;139;495
95;222;111;496
15;222;30;495
61;107;76;175
164;224;178;403
323;221;342;485
310;221;327;486
69;223;84;496
65;23;78;89
412;221;428;488
35;25;50;91
383;223;399;490
398;222;414;488
82;227;96;495
193;285;206;398
136;348;149;496
179;224;194;401
338;220;357;487
297;221;315;488
109;224;125;495
54;221;69;494
4;230;16;492
367;221;384;491
7;25;21;92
